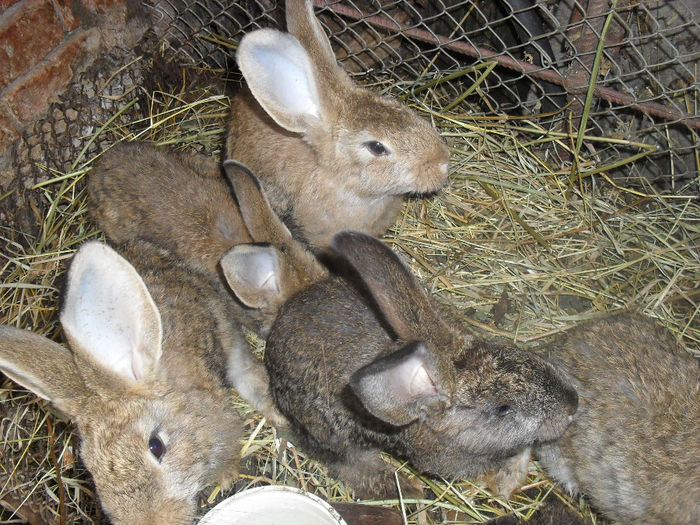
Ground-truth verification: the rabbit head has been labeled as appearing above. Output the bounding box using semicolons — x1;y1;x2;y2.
265;231;577;497
227;0;449;248
0;241;242;525
535;314;700;524
219;159;327;330
334;232;578;474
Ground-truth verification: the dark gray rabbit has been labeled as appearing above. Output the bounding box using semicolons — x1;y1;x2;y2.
265;231;578;497
533;314;699;525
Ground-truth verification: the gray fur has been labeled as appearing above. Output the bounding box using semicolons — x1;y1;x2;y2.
265;231;577;497
536;314;700;524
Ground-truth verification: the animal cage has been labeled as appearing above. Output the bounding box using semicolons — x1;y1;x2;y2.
151;0;699;188
1;0;698;523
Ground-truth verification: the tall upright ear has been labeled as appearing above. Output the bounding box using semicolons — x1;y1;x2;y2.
220;244;283;309
331;231;441;341
0;325;84;416
237;29;326;133
59;242;163;383
285;0;345;83
350;342;450;426
223;160;293;245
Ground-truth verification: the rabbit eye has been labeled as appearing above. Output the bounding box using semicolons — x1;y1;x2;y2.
495;405;511;416
148;434;166;461
364;140;389;156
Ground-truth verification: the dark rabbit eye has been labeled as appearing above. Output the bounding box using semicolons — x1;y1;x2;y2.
148;434;166;461
495;404;511;416
364;140;389;156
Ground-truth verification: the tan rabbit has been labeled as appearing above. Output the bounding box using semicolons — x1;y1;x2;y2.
88;142;327;423
535;314;700;524
0;240;243;525
226;0;450;248
88;142;325;332
488;314;699;524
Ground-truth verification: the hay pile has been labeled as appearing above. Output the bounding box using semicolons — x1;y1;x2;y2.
1;61;697;524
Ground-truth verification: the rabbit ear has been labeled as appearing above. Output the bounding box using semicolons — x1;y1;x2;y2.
0;325;84;415
350;342;448;426
331;231;441;341
220;244;282;309
237;29;326;134
59;242;163;383
285;0;342;81
223;160;293;245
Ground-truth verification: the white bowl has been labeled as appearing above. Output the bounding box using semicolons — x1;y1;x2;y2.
198;485;348;525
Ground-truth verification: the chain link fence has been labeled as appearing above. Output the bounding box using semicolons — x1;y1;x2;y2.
149;0;699;190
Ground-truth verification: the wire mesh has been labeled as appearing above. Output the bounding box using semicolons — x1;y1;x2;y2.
148;0;699;189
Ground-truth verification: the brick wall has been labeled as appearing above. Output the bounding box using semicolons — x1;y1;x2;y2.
0;0;131;157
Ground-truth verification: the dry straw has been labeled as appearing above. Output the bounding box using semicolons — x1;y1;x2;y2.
1;61;697;524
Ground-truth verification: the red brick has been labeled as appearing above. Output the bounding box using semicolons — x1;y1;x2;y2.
0;0;65;89
4;29;97;124
53;0;80;31
0;0;23;10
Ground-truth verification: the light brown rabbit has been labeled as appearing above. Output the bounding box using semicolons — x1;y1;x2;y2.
88;142;327;422
227;0;450;248
488;314;699;524
535;314;699;524
0;240;243;525
89;142;325;332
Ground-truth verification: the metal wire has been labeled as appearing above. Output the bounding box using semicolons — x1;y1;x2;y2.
150;0;699;186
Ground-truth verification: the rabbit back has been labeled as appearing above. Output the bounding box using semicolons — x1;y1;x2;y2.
539;314;700;524
89;142;251;277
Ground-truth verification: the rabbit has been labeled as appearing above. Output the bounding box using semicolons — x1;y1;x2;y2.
485;314;700;523
264;231;578;498
226;0;450;249
0;240;244;525
88;142;327;422
531;314;699;525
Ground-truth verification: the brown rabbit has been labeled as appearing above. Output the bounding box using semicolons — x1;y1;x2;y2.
486;314;700;523
264;231;578;498
89;142;325;332
88;142;327;423
0;240;242;525
227;0;450;248
532;314;700;525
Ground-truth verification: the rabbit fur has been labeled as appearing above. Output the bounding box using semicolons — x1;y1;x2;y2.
264;231;578;498
226;0;450;248
0;240;243;525
88;142;327;422
532;314;699;525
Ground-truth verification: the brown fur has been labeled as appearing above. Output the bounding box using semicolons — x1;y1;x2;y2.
536;314;700;524
0;240;243;524
88;142;327;423
226;0;449;248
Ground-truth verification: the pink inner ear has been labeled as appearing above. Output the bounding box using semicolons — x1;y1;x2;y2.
410;362;437;397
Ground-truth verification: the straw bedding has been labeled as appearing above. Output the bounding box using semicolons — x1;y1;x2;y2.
0;59;698;524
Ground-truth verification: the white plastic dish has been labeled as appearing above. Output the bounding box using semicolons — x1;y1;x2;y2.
198;485;348;525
